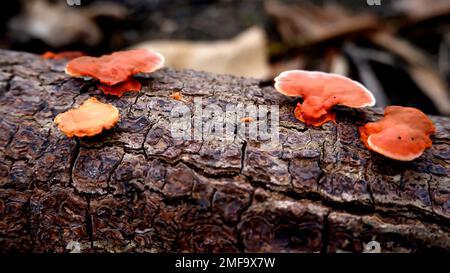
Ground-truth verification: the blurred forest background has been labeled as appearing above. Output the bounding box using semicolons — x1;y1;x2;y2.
1;0;449;116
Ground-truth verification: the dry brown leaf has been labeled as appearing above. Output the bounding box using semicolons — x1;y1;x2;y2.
130;27;270;79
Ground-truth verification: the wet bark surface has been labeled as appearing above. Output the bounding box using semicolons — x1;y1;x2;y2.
0;49;449;253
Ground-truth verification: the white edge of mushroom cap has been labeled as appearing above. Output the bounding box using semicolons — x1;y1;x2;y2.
64;49;166;76
367;135;422;161
274;70;376;108
64;65;78;77
141;50;165;73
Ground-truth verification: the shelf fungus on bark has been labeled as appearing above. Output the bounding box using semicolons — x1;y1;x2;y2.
65;49;164;96
97;78;141;97
274;70;376;126
359;106;436;161
54;97;120;138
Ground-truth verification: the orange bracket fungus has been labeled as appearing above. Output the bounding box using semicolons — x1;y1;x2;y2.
54;97;120;138
274;70;376;126
65;49;164;96
97;78;142;97
359;106;436;161
41;51;85;60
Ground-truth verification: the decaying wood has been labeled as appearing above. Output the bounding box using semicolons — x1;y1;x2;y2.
0;49;449;253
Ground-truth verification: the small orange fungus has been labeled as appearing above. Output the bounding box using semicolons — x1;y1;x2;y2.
54;97;120;138
169;91;187;102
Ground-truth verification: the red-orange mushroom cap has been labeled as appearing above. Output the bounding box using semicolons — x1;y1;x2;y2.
65;49;164;86
359;106;436;161
274;70;376;126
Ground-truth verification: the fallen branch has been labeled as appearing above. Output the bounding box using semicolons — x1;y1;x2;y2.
0;49;449;253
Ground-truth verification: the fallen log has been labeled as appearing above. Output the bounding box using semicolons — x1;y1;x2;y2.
0;49;448;253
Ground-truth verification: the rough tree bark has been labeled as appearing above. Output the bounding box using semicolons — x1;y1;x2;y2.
0;49;449;253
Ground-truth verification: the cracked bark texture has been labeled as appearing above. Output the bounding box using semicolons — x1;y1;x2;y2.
0;49;449;253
